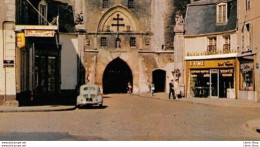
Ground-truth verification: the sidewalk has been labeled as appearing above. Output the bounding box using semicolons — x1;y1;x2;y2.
0;105;76;113
136;92;260;109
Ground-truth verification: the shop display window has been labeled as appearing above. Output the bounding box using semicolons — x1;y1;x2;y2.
240;62;254;91
242;71;254;91
190;69;210;97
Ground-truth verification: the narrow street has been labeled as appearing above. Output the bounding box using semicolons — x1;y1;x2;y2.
0;94;260;141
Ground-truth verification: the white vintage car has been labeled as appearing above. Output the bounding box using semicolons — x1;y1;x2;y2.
77;84;103;107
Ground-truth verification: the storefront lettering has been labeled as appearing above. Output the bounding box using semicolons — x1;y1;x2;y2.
191;70;209;74
241;63;254;72
220;69;233;74
218;61;233;67
190;61;204;66
25;30;55;37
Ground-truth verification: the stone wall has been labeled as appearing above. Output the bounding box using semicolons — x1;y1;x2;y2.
0;0;17;106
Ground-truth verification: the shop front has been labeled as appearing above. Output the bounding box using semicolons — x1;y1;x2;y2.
16;25;60;105
238;55;256;101
186;59;238;98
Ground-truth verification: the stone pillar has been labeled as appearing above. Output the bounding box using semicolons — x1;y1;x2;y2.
0;0;18;106
173;13;185;96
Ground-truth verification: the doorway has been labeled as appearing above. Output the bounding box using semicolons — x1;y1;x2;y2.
210;69;219;98
102;58;133;94
34;55;59;104
152;69;166;92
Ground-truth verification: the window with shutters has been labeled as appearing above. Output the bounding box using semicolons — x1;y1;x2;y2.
217;3;227;24
223;35;231;53
207;37;217;53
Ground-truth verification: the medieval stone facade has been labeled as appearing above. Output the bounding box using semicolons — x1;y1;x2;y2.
75;0;176;94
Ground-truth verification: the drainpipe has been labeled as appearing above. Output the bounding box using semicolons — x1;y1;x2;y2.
2;21;15;102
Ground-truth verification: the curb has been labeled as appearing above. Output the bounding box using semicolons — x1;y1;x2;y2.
0;106;77;113
135;93;260;109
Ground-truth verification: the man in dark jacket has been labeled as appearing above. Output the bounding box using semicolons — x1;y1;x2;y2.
169;79;175;99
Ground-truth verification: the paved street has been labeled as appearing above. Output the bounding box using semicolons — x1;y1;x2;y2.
0;94;260;141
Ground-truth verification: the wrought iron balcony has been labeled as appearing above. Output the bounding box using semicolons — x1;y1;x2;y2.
207;45;216;54
223;44;230;53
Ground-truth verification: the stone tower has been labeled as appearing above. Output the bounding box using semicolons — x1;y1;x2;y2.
75;0;176;94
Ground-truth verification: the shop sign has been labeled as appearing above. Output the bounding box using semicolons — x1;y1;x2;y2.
241;63;254;72
190;61;204;66
187;59;235;69
218;61;234;67
220;69;233;77
190;70;209;74
24;30;55;37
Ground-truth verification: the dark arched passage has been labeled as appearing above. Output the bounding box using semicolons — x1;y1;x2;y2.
152;69;166;92
103;58;133;94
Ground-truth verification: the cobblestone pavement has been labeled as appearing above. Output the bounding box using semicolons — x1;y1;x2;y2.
0;94;260;141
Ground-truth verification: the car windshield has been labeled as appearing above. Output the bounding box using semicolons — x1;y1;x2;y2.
84;87;95;91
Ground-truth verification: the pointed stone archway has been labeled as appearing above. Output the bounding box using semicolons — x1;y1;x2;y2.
152;69;166;92
97;5;139;32
102;58;133;94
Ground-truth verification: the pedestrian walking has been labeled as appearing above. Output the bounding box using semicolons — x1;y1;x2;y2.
127;82;132;95
169;79;175;99
149;82;155;96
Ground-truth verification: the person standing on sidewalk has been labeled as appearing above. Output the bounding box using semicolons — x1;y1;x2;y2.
169;79;175;99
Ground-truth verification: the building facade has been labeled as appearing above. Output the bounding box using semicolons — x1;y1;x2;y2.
184;0;238;99
237;0;260;102
0;0;17;106
76;0;176;94
15;0;76;105
0;0;180;106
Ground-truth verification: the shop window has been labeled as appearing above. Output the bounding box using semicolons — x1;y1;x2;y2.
240;63;254;91
103;0;109;8
217;3;227;24
190;69;210;98
130;37;136;47
38;0;48;25
101;37;107;46
128;0;134;9
223;35;230;53
207;37;217;53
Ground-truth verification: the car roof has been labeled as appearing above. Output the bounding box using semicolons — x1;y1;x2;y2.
80;84;99;89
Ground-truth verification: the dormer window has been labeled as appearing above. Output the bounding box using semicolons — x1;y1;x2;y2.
217;3;227;24
38;0;48;25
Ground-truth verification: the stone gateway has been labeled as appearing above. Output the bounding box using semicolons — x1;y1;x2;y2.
76;0;176;94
